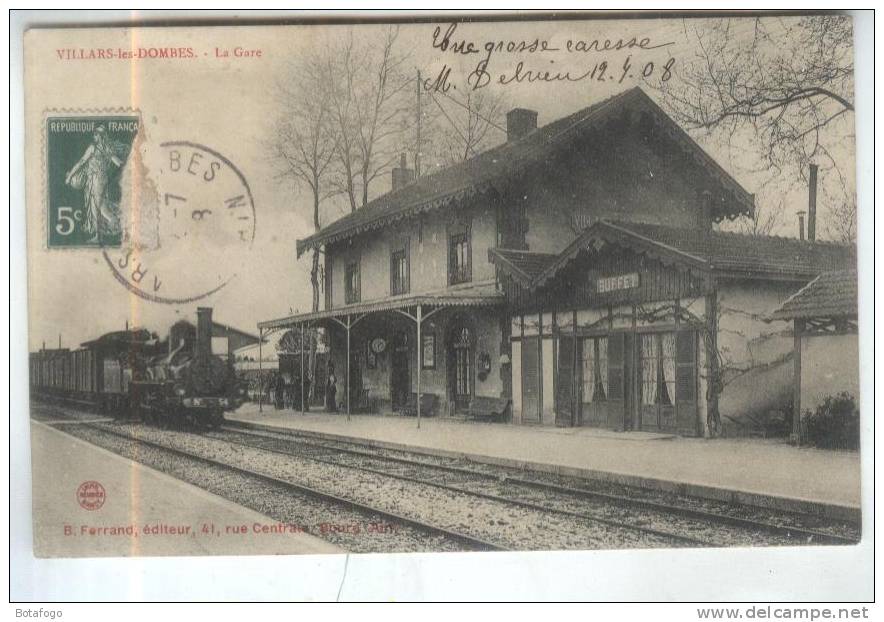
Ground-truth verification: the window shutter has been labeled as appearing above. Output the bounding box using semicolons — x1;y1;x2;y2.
324;253;333;309
675;329;698;434
521;336;541;423
405;243;410;293
390;252;395;295
555;335;575;427
675;330;696;402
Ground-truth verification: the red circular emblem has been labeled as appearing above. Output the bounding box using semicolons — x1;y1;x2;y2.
77;481;106;511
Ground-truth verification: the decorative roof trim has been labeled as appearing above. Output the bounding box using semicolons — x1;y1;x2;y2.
258;288;504;330
296;87;754;256
296;183;493;257
530;220;711;290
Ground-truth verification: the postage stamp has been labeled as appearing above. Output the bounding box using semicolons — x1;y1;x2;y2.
45;114;141;248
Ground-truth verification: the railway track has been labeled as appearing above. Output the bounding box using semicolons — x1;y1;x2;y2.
33;405;703;550
216;423;860;547
208;426;720;548
30;401;860;551
36;409;506;553
96;424;507;552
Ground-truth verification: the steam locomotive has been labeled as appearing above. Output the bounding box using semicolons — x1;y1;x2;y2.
29;307;244;429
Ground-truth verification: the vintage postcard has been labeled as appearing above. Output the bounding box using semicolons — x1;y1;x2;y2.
23;14;863;564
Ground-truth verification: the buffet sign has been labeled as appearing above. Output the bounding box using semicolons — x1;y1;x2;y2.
595;272;640;294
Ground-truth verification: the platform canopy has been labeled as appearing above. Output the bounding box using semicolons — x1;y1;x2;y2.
255;281;504;424
257;281;503;331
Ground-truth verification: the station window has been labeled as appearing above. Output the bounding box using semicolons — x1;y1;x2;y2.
581;336;608;402
391;247;409;295
345;260;361;304
449;231;471;285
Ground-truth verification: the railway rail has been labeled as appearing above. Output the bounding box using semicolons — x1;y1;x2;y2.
210;424;858;546
35;407;506;553
30;400;860;551
33;404;705;550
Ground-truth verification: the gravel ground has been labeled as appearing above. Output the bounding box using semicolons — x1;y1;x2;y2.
105;422;687;551
209;428;835;547
31;402;858;547
55;423;473;553
222;423;861;543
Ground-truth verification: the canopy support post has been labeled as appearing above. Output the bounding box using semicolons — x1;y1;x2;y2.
300;323;306;414
258;326;264;414
346;315;351;422
416;303;422;430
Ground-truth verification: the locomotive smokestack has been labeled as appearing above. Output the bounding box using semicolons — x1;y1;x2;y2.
196;307;213;363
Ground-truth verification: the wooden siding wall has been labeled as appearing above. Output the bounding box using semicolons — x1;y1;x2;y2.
505;247;707;316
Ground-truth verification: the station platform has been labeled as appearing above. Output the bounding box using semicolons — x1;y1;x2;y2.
229;405;861;521
29;420;343;557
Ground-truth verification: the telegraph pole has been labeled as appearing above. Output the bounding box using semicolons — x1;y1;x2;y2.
416;69;422;178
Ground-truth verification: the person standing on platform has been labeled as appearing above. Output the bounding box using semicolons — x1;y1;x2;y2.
327;363;337;413
273;373;284;410
303;374;311;413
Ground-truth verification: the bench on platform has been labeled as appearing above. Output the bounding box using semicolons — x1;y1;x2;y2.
402;392;439;418
467;396;511;422
351;388;376;414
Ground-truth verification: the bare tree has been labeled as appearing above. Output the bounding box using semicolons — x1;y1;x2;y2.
827;196;857;244
427;89;509;166
654;16;855;237
731;198;783;237
657;16;853;172
270;57;336;312
323;27;411;211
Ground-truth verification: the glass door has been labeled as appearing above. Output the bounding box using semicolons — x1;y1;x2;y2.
639;332;678;433
579;336;608;427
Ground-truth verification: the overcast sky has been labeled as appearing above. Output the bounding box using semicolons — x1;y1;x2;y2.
24;16;855;349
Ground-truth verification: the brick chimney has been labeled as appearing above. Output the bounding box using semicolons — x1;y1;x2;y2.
506;108;538;142
196;307;213;364
391;153;414;192
807;163;818;241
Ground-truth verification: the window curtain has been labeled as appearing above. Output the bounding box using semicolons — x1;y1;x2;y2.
660;332;676;406
594;337;608;402
641;334;657;405
581;338;595;403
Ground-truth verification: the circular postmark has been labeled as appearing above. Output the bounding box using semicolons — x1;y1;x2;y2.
77;480;106;511
102;140;256;304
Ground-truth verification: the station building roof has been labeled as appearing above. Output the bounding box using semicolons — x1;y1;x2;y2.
769;270;858;321
485;248;558;286
490;220;856;290
296;87;755;257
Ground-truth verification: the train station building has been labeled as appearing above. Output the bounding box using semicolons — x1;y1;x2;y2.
258;86;856;436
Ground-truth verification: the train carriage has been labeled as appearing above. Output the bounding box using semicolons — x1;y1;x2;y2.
29;307;244;428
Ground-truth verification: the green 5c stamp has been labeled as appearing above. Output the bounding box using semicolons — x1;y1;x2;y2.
46;115;140;248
